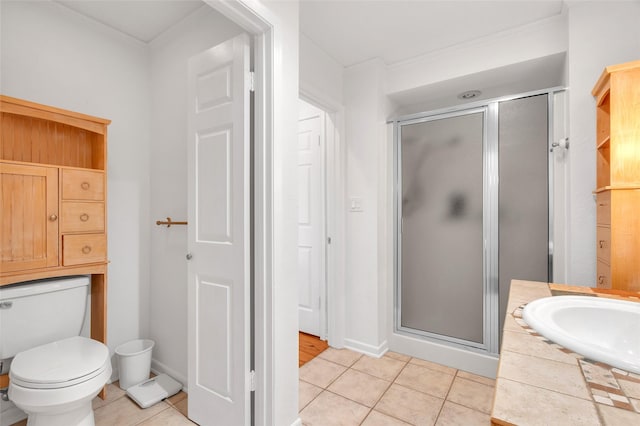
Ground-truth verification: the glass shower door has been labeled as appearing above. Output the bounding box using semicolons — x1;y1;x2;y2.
398;109;486;347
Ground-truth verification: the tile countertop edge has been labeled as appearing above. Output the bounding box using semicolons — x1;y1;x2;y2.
490;280;640;426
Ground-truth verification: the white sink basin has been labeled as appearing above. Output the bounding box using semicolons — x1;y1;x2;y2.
522;296;640;374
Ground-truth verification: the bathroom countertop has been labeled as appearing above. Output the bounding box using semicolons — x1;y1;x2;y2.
491;280;640;426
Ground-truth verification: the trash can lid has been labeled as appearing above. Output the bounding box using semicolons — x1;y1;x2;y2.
115;339;155;357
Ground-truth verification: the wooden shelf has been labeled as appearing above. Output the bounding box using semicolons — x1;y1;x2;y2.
596;135;610;150
593;61;640;292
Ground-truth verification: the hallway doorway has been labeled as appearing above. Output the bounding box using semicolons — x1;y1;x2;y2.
297;99;327;339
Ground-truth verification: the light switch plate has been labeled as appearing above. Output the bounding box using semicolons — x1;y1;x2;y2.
349;197;363;212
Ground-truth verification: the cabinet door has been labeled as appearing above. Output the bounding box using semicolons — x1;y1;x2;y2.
1;163;59;272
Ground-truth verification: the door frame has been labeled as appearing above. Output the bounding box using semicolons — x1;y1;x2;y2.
203;1;274;424
299;90;347;348
297;100;327;339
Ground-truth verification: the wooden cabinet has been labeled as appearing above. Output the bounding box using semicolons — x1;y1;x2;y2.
592;60;640;291
1;163;59;272
0;95;110;397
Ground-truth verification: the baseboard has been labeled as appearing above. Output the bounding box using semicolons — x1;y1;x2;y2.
290;418;302;426
343;338;389;358
151;358;188;393
390;332;498;378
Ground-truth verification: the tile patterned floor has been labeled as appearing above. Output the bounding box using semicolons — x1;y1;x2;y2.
10;382;193;426
299;348;495;426
10;350;495;425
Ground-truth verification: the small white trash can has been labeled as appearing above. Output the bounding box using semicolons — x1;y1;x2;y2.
115;339;155;390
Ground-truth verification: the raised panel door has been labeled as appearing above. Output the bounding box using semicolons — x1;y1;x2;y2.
1;162;59;272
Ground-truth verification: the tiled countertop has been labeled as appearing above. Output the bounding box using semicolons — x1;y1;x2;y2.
491;280;640;425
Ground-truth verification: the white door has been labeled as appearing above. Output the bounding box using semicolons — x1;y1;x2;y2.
187;34;251;426
297;112;323;336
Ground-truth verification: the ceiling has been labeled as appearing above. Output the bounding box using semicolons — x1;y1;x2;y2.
56;1;565;64
53;0;567;106
56;1;565;60
56;0;205;43
391;52;566;114
300;0;565;67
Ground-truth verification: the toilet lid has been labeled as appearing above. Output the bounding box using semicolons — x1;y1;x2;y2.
10;336;109;388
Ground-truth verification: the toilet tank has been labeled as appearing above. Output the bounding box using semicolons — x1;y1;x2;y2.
0;276;90;360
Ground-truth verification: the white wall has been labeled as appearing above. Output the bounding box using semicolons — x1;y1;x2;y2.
565;1;640;286
342;58;391;355
147;4;244;386
1;0;151;375
266;1;300;422
386;14;567;98
300;33;344;107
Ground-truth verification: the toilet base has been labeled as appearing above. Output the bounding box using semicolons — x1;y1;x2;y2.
25;401;94;426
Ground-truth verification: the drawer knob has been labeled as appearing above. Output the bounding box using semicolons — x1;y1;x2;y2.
599;240;605;248
82;245;92;254
80;213;90;222
81;182;90;190
49;214;58;222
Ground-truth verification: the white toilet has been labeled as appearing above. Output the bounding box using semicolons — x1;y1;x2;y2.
0;276;111;426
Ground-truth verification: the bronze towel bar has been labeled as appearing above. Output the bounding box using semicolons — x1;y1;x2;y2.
156;217;188;227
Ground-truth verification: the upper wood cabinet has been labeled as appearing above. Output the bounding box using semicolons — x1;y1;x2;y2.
1;163;59;272
592;60;640;291
0;95;111;285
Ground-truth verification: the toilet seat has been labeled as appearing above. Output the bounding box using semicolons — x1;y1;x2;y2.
10;336;110;389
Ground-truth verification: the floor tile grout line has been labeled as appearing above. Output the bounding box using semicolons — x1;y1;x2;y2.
455;372;497;387
408;357;458;376
443;376;496;416
349;356;409;384
299;351;497;424
308;353;362;370
364;381;415;426
301;361;402;424
434;369;460;424
132;404;173;425
433;369;460;423
298;382;324;412
348;367;395;410
392;364;457;401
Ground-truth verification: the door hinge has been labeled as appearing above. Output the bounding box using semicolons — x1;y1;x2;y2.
249;370;256;392
249;71;255;92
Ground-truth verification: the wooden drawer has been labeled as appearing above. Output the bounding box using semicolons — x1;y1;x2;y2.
62;169;104;201
597;260;611;289
62;234;106;266
596;191;611;225
61;202;105;233
596;226;611;264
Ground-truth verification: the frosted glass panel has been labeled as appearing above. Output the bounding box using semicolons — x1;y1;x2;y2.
498;94;549;337
400;112;484;344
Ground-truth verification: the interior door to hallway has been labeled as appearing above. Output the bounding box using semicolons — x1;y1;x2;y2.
187;33;251;426
297;101;324;337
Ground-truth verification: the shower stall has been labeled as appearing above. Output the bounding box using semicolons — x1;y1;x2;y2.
394;89;561;356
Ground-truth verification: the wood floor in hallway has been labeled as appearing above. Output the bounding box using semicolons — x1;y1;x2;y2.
299;332;328;367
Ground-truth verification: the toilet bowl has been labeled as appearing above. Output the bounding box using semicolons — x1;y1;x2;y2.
8;336;111;426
